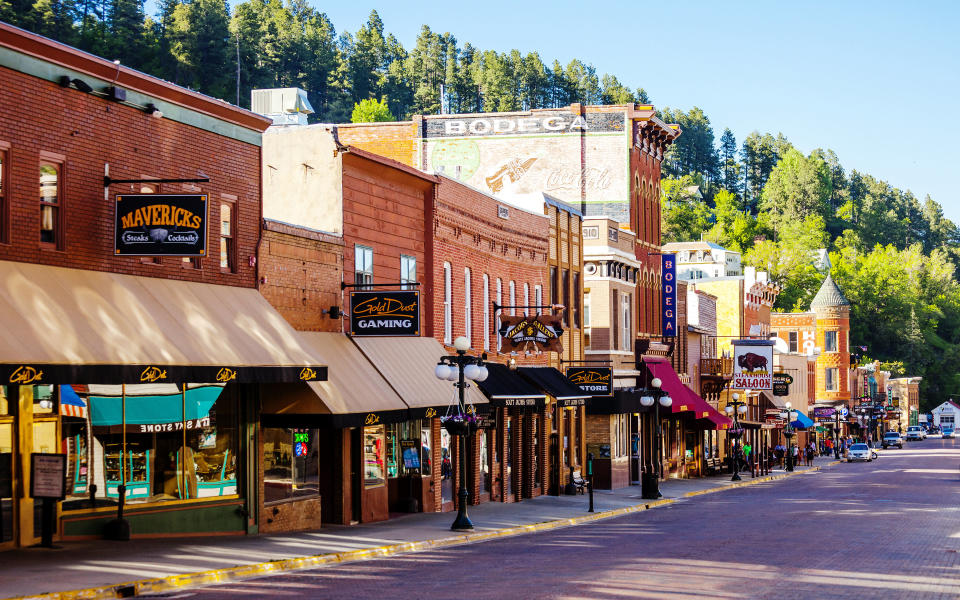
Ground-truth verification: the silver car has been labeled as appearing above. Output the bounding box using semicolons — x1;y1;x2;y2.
847;443;874;462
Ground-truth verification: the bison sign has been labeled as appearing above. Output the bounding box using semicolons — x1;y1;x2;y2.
732;341;773;390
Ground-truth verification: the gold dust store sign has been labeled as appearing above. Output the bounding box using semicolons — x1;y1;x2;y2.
115;194;208;256
566;367;612;396
350;291;420;336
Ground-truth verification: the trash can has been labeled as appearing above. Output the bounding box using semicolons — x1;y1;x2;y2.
641;472;659;499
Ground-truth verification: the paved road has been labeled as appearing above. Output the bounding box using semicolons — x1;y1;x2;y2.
174;438;960;600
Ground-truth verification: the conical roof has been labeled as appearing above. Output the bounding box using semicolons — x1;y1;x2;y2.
810;273;849;310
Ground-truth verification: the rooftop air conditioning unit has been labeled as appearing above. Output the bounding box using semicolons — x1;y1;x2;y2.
251;88;315;126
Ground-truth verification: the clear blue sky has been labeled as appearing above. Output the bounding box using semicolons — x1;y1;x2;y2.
202;0;960;222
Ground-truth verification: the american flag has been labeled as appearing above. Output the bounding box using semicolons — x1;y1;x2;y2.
59;385;87;418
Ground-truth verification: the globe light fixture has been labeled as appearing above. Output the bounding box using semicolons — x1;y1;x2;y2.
640;395;655;407
659;394;673;407
453;336;471;352
724;405;734;415
464;364;481;380
651;377;662;389
435;364;452;380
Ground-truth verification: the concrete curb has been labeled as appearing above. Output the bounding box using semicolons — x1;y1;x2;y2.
11;462;835;600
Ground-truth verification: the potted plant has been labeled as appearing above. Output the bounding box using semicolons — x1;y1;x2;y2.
441;413;480;436
728;427;745;439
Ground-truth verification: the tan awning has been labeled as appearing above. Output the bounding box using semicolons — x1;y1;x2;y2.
260;332;408;427
0;260;326;384
352;336;488;419
761;390;788;409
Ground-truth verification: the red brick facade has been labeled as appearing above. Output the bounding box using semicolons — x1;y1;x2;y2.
0;26;266;286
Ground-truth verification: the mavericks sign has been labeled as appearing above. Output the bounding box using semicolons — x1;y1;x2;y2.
115;194;207;256
350;291;420;336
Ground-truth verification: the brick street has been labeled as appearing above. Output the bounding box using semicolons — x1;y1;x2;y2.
175;438;960;600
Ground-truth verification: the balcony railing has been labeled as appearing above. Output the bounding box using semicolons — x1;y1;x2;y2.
701;357;733;377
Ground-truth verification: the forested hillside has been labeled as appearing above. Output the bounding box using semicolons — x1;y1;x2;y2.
2;1;958;408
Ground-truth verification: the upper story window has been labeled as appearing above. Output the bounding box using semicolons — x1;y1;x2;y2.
825;330;838;352
583;291;591;350
523;283;529;316
355;245;373;289
443;262;452;344
788;331;798;353
509;281;516;316
550;267;558;305
0;144;7;244
464;268;472;344
562;269;570;327
496;278;503;352
220;201;236;273
573;272;581;328
39;161;62;248
400;254;417;290
825;367;838;391
621;293;632;351
483;274;490;352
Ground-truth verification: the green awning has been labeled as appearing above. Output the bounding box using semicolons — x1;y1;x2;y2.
89;385;224;427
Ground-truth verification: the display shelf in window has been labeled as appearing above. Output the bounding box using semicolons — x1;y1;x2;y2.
194;449;237;497
70;434;88;495
103;442;151;499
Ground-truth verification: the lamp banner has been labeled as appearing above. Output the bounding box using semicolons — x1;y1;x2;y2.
114;194;208;256
565;367;612;396
498;314;564;353
661;254;677;337
813;407;836;418
732;340;773;390
350;291;420;336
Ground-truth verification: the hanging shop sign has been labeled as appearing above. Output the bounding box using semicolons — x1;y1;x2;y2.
732;340;773;390
350;291;420;336
566;367;613;396
30;453;67;499
498;314;564;353
772;372;793;397
114;194;207;256
661;254;677;337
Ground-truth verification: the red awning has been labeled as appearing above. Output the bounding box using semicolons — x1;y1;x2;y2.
643;358;731;430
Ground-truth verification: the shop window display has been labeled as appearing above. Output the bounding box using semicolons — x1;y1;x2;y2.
263;427;319;504
363;425;385;488
0;386;11;543
419;420;432;476
59;383;238;509
386;421;429;478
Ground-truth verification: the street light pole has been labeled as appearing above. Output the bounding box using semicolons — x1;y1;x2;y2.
784;401;795;472
724;393;748;481
434;336;489;531
640;378;672;499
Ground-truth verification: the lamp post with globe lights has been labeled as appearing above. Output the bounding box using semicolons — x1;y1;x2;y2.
724;393;748;481
434;336;488;531
639;377;672;499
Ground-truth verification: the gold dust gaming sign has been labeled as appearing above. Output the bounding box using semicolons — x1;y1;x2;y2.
350;291;420;336
566;367;612;396
115;194;207;256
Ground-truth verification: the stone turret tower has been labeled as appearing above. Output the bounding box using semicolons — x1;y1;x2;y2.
810;274;851;405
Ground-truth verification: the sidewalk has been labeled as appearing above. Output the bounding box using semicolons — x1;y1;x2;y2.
2;458;835;600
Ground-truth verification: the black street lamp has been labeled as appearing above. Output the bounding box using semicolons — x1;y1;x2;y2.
434;336;489;531
639;377;673;499
724;393;748;481
783;401;796;472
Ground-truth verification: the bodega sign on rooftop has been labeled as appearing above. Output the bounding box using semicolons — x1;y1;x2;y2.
661;254;676;337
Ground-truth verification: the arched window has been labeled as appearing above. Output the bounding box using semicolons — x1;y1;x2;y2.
443;262;452;344
496;278;503;352
483;274;490;352
509;281;516;316
523;283;530;316
464;268;472;344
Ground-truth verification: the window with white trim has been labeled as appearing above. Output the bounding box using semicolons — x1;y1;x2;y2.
621;293;632;351
483;274;490;352
443;262;452;344
825;367;838;391
523;283;529;316
788;331;798;353
355;245;373;289
496;278;503;352
400;255;416;289
464;268;472;344
509;281;516;316
825;330;838;352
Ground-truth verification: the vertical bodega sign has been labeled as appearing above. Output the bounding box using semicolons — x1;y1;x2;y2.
661;253;677;338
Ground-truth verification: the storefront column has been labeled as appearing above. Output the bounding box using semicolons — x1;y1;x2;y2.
243;386;259;535
15;385;33;547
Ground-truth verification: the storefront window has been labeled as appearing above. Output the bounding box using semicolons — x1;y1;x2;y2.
263;427;319;504
33;385;55;414
440;426;453;503
478;429;489;495
59;383;239;509
386;424;399;478
363;425;385;488
420;419;432;476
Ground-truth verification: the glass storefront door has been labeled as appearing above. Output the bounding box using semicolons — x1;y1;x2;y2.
0;387;13;544
440;427;453;505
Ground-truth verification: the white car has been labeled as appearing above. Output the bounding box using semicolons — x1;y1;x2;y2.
905;426;924;441
847;443;874;462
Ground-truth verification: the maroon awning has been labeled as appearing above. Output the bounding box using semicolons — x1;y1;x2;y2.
643;358;731;430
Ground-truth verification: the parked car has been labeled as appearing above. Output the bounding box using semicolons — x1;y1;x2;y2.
882;432;903;449
847;443;874;462
905;426;925;441
943;428;955;439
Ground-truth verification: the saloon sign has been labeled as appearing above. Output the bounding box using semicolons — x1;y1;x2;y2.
350;291;420;336
115;194;207;256
732;340;773;390
498;314;564;353
566;367;612;396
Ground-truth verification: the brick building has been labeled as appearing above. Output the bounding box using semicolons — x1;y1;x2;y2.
0;23;327;548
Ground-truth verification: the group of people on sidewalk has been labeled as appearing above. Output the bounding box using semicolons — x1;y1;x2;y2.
767;442;818;467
